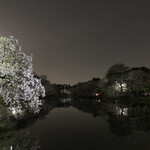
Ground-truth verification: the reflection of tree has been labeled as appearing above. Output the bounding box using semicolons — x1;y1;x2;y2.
42;97;150;137
72;98;106;118
0;129;40;150
14;97;60;129
0;106;40;149
71;97;150;137
106;101;150;137
107;113;133;137
0;97;60;150
1;95;150;147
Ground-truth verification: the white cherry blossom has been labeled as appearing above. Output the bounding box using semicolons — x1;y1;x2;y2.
0;36;45;115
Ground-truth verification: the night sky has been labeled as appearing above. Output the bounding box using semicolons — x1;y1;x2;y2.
0;0;150;85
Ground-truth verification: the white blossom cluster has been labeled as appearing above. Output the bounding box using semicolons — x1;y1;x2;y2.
0;36;45;115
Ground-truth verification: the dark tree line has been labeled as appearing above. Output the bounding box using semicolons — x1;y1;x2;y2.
37;63;150;98
70;78;101;97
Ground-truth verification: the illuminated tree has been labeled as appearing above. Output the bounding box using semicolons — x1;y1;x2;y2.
106;63;129;95
0;36;45;115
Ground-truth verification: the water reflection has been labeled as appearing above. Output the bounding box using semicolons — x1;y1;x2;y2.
0;98;60;150
71;97;150;137
1;97;150;149
0;107;39;149
48;97;150;138
0;129;40;150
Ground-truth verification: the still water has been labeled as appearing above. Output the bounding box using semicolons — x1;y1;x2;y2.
1;98;150;150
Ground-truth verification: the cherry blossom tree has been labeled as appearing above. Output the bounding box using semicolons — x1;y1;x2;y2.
0;36;45;115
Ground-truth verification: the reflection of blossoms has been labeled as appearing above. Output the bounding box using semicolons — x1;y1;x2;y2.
0;106;40;149
0;36;45;114
0;129;40;150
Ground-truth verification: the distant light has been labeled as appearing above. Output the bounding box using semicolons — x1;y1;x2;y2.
96;93;99;96
98;100;101;103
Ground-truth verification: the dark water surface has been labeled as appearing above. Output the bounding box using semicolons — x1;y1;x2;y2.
1;98;150;150
29;101;150;150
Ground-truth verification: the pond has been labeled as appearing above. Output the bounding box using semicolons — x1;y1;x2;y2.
1;98;150;150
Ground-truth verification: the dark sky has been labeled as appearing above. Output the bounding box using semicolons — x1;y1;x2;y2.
0;0;150;85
